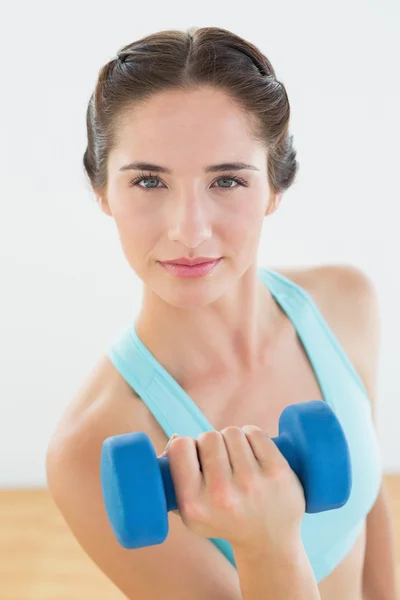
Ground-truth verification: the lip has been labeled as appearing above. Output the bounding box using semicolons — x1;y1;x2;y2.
159;258;222;278
160;257;221;266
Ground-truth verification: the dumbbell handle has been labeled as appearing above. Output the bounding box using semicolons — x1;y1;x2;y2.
159;433;298;513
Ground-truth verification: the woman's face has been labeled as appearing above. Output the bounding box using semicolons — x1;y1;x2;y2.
100;86;281;306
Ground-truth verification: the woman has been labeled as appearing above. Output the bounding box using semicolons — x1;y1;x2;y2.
46;26;398;599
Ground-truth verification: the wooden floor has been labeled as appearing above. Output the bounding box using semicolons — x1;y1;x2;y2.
1;477;400;600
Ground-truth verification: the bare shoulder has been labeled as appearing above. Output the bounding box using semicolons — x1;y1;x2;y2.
273;262;378;303
46;352;167;463
273;263;381;401
46;358;242;600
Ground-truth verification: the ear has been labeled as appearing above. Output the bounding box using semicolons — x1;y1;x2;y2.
91;184;113;217
265;191;283;216
97;195;113;217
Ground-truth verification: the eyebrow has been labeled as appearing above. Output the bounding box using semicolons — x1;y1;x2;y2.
119;161;260;174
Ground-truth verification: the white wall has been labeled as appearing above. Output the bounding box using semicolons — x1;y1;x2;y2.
1;1;399;487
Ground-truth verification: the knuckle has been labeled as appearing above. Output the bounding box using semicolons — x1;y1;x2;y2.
208;477;229;498
167;436;193;460
239;472;264;494
180;496;207;524
241;424;265;436
172;435;190;444
169;435;190;451
197;430;221;445
264;458;292;483
210;486;239;512
220;425;242;438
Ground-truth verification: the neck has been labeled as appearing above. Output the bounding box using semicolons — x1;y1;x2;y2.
134;266;285;386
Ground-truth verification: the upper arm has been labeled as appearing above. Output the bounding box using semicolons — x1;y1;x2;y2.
300;263;381;410
290;265;397;591
296;263;387;514
302;263;383;478
324;264;380;402
46;401;242;600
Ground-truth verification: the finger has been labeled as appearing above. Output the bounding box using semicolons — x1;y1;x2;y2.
166;436;203;508
158;433;179;457
241;425;287;472
221;425;260;475
196;430;232;489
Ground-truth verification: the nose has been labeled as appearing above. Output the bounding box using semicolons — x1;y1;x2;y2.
167;195;212;249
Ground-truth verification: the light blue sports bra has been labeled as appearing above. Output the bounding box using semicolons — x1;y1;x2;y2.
106;266;383;583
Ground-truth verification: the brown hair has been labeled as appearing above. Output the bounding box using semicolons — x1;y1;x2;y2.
83;26;299;201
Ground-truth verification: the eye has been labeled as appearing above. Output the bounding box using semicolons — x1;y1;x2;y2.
213;176;246;189
210;173;249;190
128;172;165;191
128;172;249;192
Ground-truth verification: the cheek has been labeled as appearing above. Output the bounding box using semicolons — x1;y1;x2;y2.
112;190;265;257
219;198;265;238
114;209;158;261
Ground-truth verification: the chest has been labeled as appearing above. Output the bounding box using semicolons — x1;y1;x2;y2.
183;335;325;438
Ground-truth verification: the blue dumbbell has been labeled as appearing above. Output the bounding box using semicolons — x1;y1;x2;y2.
100;400;352;549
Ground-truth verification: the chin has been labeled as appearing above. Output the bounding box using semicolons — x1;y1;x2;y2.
156;280;227;310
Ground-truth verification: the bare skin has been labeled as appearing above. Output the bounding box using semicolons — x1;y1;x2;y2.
47;88;376;598
48;266;370;600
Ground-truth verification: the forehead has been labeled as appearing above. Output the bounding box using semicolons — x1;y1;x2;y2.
110;87;266;173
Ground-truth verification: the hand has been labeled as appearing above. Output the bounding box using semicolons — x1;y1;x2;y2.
159;426;306;551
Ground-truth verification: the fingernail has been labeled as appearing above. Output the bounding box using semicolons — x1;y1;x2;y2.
160;433;179;456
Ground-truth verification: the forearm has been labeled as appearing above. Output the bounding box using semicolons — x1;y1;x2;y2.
232;539;321;600
362;483;399;600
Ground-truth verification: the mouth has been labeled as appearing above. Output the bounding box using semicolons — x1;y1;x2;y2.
158;258;222;278
160;257;221;266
